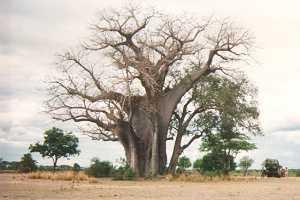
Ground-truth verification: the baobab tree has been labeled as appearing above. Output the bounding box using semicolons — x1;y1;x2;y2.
46;5;254;176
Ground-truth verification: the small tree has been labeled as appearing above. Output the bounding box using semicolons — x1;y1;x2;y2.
177;156;191;173
29;127;80;171
73;163;81;172
199;112;257;175
239;156;254;176
18;153;37;173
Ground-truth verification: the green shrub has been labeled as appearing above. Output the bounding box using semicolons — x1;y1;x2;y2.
177;156;192;173
200;152;236;175
86;158;113;177
18;153;37;173
113;164;136;180
123;167;135;180
193;159;203;173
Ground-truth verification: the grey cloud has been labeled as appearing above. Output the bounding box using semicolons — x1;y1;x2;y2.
0;120;12;133
0;87;14;99
0;32;12;55
272;125;300;133
0;141;28;161
248;131;300;169
0;127;125;167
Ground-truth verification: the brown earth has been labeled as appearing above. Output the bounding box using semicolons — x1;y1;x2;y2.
1;173;300;200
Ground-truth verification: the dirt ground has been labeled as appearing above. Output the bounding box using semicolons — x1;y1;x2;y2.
1;173;300;200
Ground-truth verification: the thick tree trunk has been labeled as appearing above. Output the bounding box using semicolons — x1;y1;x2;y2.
114;70;210;177
115;106;167;177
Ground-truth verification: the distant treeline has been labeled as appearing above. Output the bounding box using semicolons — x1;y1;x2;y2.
0;160;19;171
0;159;77;171
233;169;300;177
1;158;300;177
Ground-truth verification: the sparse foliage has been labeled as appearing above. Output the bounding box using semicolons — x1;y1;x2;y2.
239;156;254;176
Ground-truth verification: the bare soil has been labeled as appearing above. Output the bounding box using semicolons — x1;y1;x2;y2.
1;173;300;200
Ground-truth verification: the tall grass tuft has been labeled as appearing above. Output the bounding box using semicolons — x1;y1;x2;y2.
28;171;89;181
168;171;259;182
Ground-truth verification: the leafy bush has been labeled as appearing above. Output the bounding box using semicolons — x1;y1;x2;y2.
193;159;203;172
201;152;236;174
176;156;191;174
86;157;136;180
123;167;135;180
86;158;113;177
113;164;136;180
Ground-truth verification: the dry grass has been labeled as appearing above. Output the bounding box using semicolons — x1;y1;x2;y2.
168;172;260;182
27;171;259;183
2;173;300;200
88;177;99;183
28;171;90;181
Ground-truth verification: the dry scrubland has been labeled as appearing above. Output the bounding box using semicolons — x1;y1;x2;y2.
1;173;300;200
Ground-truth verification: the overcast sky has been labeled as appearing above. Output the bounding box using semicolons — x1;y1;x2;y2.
1;0;300;169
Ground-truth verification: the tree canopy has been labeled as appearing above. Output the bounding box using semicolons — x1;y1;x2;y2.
167;74;260;174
